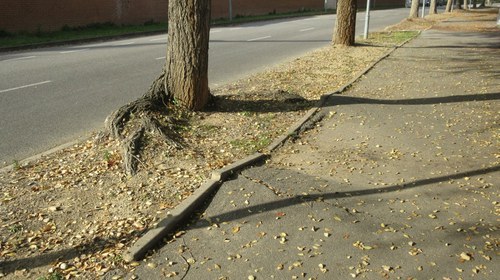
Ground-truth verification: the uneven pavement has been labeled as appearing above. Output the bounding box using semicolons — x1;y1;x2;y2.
113;23;500;280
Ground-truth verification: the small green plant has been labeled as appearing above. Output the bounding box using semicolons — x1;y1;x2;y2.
36;272;63;280
239;111;253;117
102;150;120;168
9;224;23;233
230;134;272;153
198;124;219;133
113;254;124;262
103;150;112;162
171;98;179;106
12;160;21;170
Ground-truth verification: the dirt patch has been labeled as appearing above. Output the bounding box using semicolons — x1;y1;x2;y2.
384;8;500;33
0;9;497;280
430;8;500;32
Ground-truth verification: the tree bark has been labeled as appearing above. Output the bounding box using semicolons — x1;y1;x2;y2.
445;0;453;12
333;0;357;46
409;0;420;18
430;0;438;14
165;0;211;111
105;0;211;175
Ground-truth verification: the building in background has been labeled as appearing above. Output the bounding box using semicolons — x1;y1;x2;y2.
0;0;403;34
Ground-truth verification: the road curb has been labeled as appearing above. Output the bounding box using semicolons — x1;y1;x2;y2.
264;32;418;153
123;178;221;262
265;107;319;153
124;152;267;261
0;139;81;173
0;31;167;53
211;152;268;181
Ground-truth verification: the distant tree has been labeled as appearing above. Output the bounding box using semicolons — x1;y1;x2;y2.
409;0;420;18
445;0;453;12
430;0;438;14
455;0;463;9
106;0;211;175
333;0;357;46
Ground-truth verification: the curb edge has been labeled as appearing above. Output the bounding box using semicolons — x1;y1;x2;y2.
124;152;267;261
262;33;417;154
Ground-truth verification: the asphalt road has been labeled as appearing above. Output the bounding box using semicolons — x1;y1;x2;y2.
0;8;410;166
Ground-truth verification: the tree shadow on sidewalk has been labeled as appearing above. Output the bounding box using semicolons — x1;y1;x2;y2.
209;90;500;115
198;164;500;227
323;91;500;107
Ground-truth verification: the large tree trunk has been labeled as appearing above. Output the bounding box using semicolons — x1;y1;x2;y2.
105;0;211;175
430;0;438;14
165;0;211;111
445;0;453;12
333;0;357;46
409;0;420;18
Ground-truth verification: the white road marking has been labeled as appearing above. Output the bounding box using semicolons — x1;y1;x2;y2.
155;56;166;60
78;42;107;48
59;49;89;54
230;27;242;31
300;27;315;32
114;41;136;46
3;56;37;62
150;37;166;41
210;30;222;34
247;36;271;42
0;80;52;93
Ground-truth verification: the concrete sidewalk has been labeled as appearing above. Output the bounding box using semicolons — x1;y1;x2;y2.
117;24;500;280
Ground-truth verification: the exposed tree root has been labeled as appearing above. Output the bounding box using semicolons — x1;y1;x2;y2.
122;125;145;175
104;70;185;176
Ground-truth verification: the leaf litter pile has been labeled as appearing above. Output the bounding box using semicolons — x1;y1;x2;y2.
0;10;496;279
